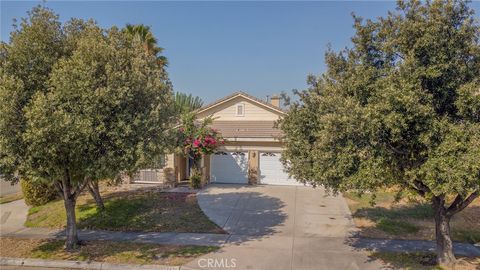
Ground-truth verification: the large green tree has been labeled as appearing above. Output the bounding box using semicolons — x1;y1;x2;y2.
84;23;171;211
280;0;479;266
0;7;175;249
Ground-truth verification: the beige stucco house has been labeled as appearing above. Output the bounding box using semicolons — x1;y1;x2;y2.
136;92;299;186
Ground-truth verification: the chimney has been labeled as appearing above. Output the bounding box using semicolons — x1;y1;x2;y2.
270;95;281;108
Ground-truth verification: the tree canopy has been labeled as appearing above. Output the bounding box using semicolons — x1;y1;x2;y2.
280;0;479;266
0;6;175;249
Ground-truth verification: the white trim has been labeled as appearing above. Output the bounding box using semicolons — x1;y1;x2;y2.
196;93;285;116
223;137;281;142
131;181;164;184
219;145;283;152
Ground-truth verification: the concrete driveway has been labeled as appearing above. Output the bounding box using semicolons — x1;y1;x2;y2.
185;184;384;270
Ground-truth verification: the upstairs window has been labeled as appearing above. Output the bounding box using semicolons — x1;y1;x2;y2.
236;103;245;117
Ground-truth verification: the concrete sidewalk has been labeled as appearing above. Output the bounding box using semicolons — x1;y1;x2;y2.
0;180;20;196
2;226;479;257
1;227;230;246
0;199;28;235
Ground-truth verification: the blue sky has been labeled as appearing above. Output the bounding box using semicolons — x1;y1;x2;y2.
2;1;479;103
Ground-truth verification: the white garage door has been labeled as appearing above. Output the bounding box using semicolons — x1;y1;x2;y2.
211;151;249;184
259;152;300;186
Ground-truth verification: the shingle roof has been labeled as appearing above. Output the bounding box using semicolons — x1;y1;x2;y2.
210;121;282;138
196;91;286;115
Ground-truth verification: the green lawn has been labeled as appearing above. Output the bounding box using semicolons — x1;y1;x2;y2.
344;191;480;243
26;189;224;234
370;252;479;270
0;192;23;204
0;237;219;266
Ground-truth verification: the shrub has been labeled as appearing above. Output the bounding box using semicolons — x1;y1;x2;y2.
21;179;58;206
189;169;202;189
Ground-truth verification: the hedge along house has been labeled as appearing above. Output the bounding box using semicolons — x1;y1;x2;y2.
135;92;301;186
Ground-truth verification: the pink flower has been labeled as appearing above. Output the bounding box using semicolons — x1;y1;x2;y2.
178;127;184;133
210;139;217;145
193;139;201;148
204;136;215;145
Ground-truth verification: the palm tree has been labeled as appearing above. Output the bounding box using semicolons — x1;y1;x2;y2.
175;92;204;114
125;24;159;54
124;24;168;66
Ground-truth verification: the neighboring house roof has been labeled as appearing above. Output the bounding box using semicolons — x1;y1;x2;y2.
211;121;282;139
196;91;286;115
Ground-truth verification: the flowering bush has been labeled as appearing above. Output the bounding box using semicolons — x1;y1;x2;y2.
177;113;225;162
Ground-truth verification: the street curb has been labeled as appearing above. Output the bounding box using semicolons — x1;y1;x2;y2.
0;257;181;270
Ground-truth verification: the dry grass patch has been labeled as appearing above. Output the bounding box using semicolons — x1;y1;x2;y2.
370;252;480;270
344;192;480;243
0;237;219;266
0;192;23;204
26;187;224;234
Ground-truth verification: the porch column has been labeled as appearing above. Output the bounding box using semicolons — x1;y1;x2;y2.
248;150;259;184
177;154;187;181
201;154;210;185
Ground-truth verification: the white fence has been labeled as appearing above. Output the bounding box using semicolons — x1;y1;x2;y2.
132;169;165;183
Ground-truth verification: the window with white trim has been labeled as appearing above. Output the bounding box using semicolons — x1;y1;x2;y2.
235;103;245;117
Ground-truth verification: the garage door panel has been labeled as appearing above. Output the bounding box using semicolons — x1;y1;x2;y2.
259;152;300;186
211;151;248;184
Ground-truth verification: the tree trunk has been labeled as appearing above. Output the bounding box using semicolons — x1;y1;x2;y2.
433;201;456;267
64;196;79;250
87;181;104;210
58;170;89;251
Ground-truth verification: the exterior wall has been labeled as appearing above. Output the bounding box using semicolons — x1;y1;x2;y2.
248;150;259;184
165;153;175;168
176;154;187;181
202;154;210;185
196;97;281;121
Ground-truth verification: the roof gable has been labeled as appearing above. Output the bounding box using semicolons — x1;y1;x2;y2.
196;92;286;117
